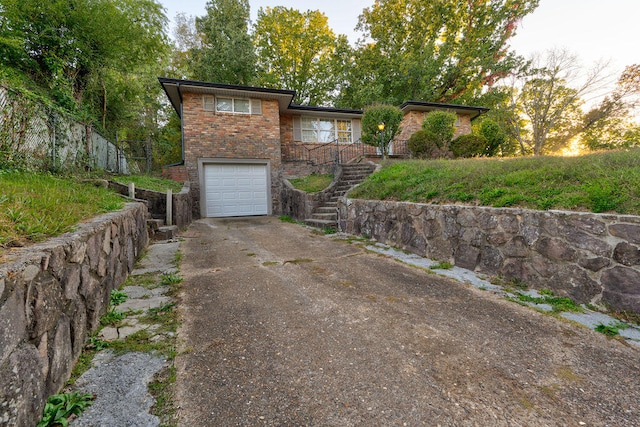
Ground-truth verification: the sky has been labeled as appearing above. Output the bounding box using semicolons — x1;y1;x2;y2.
160;0;640;80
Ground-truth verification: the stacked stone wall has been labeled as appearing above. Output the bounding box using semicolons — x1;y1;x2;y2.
0;203;148;426
339;199;640;313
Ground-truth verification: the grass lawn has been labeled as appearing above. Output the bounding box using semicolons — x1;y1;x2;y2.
349;149;640;215
0;171;123;249
288;173;333;193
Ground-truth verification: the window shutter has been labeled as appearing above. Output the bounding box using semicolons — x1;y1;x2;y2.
352;119;362;142
250;99;262;115
293;116;302;141
203;95;215;111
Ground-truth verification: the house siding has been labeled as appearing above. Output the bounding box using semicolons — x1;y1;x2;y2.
182;93;283;217
396;111;473;141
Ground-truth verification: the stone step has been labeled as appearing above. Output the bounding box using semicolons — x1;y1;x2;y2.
315;206;336;214
324;201;338;207
147;218;164;231
311;212;337;220
152;225;178;241
304;218;338;229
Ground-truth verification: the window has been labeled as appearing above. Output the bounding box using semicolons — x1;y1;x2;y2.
300;117;352;143
208;96;261;114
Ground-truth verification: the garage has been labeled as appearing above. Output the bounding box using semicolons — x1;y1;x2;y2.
203;163;270;217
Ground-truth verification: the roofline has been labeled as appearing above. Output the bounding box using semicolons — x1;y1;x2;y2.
286;104;363;116
399;101;490;120
158;77;297;117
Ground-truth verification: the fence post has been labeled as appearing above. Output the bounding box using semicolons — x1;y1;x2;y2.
166;189;173;226
128;182;135;199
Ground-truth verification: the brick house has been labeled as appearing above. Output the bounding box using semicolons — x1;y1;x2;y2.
158;78;488;218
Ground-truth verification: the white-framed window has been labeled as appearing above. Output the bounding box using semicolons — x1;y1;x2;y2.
202;95;262;114
300;117;353;143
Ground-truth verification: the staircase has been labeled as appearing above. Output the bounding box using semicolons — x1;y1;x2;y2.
305;163;376;230
147;217;179;241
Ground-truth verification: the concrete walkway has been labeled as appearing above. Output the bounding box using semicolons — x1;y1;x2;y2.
176;217;640;426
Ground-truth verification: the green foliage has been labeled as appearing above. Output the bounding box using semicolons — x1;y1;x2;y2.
407;130;450;159
38;391;94;427
192;0;255;84
278;215;298;224
100;308;126;327
450;134;489;158
348;149;640;214
422;111;457;149
0;171;123;249
253;7;350;105
338;0;539;107
594;321;628;337
514;291;583;313
361;104;403;158
430;261;453;270
288;174;333;193
110;290;129;306
477;119;508;156
161;272;183;286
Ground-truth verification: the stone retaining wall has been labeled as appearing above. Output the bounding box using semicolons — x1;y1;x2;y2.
280;167;343;221
0;203;148;426
109;181;193;229
338;199;640;314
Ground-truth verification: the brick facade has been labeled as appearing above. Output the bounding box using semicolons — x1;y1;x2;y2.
181;93;282;217
396;111;473;141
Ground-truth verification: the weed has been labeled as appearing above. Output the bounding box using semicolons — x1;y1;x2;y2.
86;336;110;351
100;308;125;326
278;215;297;223
430;261;453;270
595;321;629;336
246;253;256;257
262;261;279;266
110;289;128;306
283;258;313;264
37;391;94;427
322;226;337;234
514;292;583;313
161;272;182;286
149;363;178;426
609;309;640;326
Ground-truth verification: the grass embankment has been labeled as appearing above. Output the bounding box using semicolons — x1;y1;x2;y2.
289;173;333;193
350;149;640;215
0;171;123;249
112;174;183;193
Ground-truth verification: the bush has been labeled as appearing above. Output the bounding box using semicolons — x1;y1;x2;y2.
450;134;489;158
408;130;453;159
478;119;507;156
361;104;404;158
422;111;457;149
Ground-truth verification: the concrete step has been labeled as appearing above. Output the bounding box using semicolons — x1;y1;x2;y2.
311;212;337;220
147;218;164;231
152;225;178;241
315;206;337;214
304;218;338;229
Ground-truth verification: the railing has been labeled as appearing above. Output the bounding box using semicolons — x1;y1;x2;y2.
282;138;412;165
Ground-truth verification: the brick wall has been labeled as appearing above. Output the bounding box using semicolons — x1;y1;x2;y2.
162;165;188;183
181;93;283;217
396;111;473;141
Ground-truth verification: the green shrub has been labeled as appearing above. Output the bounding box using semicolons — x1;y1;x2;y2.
408;130;453;159
450;134;489;158
422;111;457;149
361;104;404;158
477;119;507;156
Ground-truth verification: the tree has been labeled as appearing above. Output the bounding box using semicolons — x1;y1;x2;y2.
0;0;169;134
504;49;611;155
253;7;351;105
338;0;539;108
168;13;201;79
477;119;507;156
191;0;255;84
361;105;403;159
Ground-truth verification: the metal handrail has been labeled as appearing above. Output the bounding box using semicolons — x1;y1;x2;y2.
282;138;411;165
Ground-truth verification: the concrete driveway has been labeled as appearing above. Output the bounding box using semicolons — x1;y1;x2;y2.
175;217;640;426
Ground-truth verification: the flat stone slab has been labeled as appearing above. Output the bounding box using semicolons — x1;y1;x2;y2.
132;240;180;276
73;351;165;427
123;285;167;299
118;296;171;313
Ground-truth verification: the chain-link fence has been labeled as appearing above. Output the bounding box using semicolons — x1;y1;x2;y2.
0;85;128;173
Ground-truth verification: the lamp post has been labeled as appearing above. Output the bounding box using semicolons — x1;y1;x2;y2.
377;122;386;159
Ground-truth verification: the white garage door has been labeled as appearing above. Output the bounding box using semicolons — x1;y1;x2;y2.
204;163;269;217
